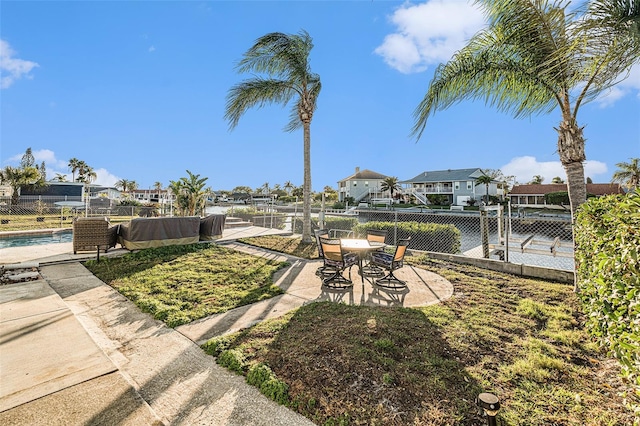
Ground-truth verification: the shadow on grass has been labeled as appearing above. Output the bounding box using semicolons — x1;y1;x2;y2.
207;301;486;426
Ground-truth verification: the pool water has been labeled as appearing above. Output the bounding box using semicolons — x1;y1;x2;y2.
0;231;73;249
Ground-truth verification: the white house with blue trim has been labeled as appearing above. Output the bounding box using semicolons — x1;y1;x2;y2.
400;168;500;206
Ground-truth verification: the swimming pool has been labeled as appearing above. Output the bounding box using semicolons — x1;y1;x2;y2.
0;231;73;249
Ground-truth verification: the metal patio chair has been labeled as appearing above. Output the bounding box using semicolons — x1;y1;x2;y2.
318;236;358;288
369;237;411;289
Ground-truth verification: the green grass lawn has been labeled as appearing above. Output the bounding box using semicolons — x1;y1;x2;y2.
85;243;287;327
202;236;633;426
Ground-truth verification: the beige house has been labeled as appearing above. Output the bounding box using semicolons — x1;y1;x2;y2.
337;167;389;203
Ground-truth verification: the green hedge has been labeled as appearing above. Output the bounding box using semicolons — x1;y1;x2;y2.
353;221;460;254
575;192;640;414
292;216;358;234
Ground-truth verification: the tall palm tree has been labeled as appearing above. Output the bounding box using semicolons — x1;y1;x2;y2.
284;180;294;195
68;158;81;182
612;157;640;190
412;0;640;219
475;174;493;204
225;30;322;243
261;182;270;195
77;164;96;184
380;177;401;200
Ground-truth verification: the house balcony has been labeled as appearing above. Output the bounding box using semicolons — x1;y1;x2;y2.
408;186;454;195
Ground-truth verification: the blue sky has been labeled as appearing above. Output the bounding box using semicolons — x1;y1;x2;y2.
2;0;639;192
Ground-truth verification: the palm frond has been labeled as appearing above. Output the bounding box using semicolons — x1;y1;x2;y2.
225;78;295;129
412;27;558;139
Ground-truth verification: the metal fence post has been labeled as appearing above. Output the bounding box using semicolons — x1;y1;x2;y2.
394;211;398;246
480;209;489;258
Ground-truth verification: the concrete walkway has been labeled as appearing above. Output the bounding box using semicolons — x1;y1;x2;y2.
0;226;453;425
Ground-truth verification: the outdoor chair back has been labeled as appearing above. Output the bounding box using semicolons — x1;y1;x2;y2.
319;237;358;288
370;237;411;289
366;229;388;246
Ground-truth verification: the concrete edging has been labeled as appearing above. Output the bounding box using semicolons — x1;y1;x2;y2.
415;250;575;284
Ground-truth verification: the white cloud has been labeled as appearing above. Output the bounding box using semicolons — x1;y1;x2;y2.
32;149;68;170
0;39;39;89
93;168;120;187
148;45;156;52
596;63;640;107
500;156;608;184
375;0;485;74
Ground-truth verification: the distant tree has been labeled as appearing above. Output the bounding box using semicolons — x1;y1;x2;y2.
552;176;565;184
232;186;252;194
153;181;163;192
612;157;640;190
77;164;97;184
38;161;46;181
0;166;40;206
283;180;294;195
291;186;304;198
586;176;593;184
380;177;401;200
225;30;321;243
530;175;545;185
475;174;493;204
261;182;270;195
53;173;68;182
20;148;35;169
169;170;208;216
68;158;82;182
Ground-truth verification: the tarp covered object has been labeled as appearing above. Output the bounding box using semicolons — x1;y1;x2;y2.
119;216;201;250
199;214;226;241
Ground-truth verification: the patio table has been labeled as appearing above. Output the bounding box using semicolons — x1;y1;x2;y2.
340;238;386;283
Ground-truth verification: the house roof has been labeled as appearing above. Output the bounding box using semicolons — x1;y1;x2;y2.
400;168;484;184
510;183;625;196
338;169;388;183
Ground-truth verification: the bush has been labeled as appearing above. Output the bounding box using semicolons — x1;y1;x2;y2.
246;363;290;405
292;216;358;234
575;192;640;415
217;349;247;374
353;221;460;253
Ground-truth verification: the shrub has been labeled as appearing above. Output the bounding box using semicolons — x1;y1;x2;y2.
246;363;290;405
293;216;358;234
217;349;247;374
353;221;460;253
575;192;640;415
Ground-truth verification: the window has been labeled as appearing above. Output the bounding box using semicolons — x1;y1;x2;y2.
353;181;357;186
454;182;460;190
467;181;472;190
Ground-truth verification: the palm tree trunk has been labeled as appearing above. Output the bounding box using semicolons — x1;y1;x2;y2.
556;119;587;218
557;118;587;292
302;121;312;243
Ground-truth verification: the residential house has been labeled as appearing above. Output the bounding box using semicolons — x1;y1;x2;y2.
129;189;175;205
509;183;625;207
401;168;501;206
337;167;389;203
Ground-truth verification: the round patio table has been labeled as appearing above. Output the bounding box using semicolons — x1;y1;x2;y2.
340;239;386;283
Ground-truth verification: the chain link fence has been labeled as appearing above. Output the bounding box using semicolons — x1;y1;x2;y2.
322;204;574;272
0;196;150;230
